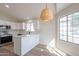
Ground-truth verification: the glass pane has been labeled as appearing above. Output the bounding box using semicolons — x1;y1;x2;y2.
59;12;79;44
72;12;79;44
62;17;67;21
60;35;62;40
68;32;72;37
73;38;79;44
68;37;73;42
68;14;73;42
59;16;67;41
27;23;31;31
30;23;35;31
60;18;63;22
62;36;67;41
68;14;72;21
26;20;35;32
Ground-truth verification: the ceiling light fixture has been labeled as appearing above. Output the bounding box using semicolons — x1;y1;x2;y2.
40;4;53;21
5;5;10;8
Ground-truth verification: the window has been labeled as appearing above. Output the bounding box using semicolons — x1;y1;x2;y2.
60;17;67;41
72;12;79;44
68;15;73;42
26;20;35;32
59;12;79;45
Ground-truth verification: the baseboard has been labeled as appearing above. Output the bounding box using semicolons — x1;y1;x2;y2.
39;42;47;46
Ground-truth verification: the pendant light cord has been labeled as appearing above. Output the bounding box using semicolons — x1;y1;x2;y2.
55;3;58;41
46;3;47;8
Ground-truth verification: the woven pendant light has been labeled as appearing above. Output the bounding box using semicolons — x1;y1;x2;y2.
40;4;53;21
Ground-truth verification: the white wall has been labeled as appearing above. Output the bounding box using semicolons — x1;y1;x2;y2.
56;3;79;56
39;19;56;45
38;4;56;45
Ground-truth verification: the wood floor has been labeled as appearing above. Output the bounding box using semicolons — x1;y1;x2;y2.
0;43;57;56
24;44;57;56
0;43;17;56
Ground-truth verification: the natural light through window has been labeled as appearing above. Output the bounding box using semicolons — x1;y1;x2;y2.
26;20;35;32
59;11;79;45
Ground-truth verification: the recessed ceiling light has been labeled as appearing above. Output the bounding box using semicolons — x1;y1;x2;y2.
5;5;10;8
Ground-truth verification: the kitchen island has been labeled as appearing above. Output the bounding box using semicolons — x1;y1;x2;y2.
13;34;39;56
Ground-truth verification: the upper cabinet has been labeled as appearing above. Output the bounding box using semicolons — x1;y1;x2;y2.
0;20;22;30
0;19;40;30
10;22;22;30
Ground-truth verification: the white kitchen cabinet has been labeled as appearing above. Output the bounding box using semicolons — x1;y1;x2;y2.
14;34;40;56
10;23;23;30
0;20;22;30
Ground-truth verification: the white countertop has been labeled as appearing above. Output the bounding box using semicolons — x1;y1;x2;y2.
13;34;39;37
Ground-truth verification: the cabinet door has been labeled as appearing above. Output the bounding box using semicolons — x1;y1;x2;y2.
21;36;31;55
30;35;39;45
11;23;22;30
1;36;12;44
14;37;21;55
21;35;39;55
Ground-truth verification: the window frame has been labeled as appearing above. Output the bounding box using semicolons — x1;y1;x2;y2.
26;20;35;32
59;11;79;45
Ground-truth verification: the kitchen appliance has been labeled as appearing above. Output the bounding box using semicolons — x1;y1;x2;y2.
0;25;11;30
0;25;12;46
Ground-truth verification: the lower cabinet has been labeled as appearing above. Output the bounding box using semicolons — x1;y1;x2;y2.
0;36;12;44
14;35;39;56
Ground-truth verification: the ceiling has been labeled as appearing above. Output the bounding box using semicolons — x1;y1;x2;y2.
0;3;71;22
56;3;71;13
